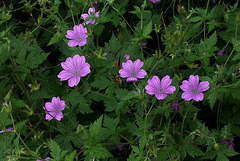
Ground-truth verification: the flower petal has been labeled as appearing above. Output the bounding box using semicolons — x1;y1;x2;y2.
155;93;167;100
192;93;204;101
126;77;137;82
198;81;210;92
68;76;81;87
181;92;193;101
136;69;147;78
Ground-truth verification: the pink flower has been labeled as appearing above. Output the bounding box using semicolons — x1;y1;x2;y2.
180;75;210;101
150;0;161;3
37;157;50;161
43;97;65;121
217;49;227;56
0;127;13;133
65;24;88;47
119;59;147;82
124;55;130;60
145;75;176;100
57;55;91;87
81;7;99;25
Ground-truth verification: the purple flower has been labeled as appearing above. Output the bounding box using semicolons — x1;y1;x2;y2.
124;55;130;60
145;75;176;100
150;0;161;3
81;7;99;25
172;101;179;111
117;145;124;151
43;97;65;121
119;59;147;82
221;138;235;151
180;75;210;101
0;127;13;133
57;55;91;87
65;24;88;47
217;49;227;56
37;157;50;161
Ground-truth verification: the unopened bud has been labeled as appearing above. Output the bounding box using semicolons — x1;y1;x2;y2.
214;143;219;151
236;12;240;24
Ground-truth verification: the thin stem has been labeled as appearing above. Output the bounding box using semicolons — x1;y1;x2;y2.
68;0;76;25
10;113;32;156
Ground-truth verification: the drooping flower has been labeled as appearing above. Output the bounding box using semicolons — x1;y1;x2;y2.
172;101;179;111
217;49;227;56
150;0;161;3
145;75;176;100
65;24;88;47
57;55;91;87
0;127;13;133
180;75;210;101
43;97;65;121
81;7;99;25
117;145;124;151
221;138;235;151
119;59;147;82
37;157;51;161
124;55;130;60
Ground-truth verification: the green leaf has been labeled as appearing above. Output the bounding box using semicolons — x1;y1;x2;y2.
65;90;93;114
91;76;113;90
142;20;152;38
89;115;103;137
50;139;62;160
83;143;113;160
206;31;217;51
207;87;217;110
65;150;76;161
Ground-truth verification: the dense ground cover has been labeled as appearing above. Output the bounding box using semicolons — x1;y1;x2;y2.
1;0;240;160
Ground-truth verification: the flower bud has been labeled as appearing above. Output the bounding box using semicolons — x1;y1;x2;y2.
3;101;12;113
236;12;240;24
214;143;219;151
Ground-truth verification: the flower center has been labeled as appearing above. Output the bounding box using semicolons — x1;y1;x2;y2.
132;72;136;77
158;88;163;94
78;36;82;42
74;70;81;76
55;108;60;114
192;89;198;94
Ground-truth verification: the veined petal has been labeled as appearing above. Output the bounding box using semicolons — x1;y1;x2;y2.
133;59;144;71
155;93;167;100
88;7;96;15
60;101;65;111
189;75;199;89
57;70;74;81
192;93;204;101
119;69;132;78
80;64;91;77
136;69;147;78
126;77;137;82
198;81;210;92
160;75;172;90
180;80;192;92
44;102;54;111
68;76;81;87
81;13;89;20
55;112;63;121
164;86;176;94
65;30;77;40
149;76;160;89
45;114;53;121
68;40;79;47
181;92;193;101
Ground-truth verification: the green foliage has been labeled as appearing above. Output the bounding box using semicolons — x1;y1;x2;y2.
1;0;240;160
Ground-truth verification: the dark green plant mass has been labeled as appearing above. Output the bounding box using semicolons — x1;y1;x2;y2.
0;0;240;160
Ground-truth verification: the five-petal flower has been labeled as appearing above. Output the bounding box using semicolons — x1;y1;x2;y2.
145;75;176;100
43;97;65;121
180;75;210;101
81;7;99;25
65;24;88;47
119;59;147;82
57;55;91;87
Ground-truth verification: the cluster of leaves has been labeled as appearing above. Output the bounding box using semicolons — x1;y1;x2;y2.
0;0;240;160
